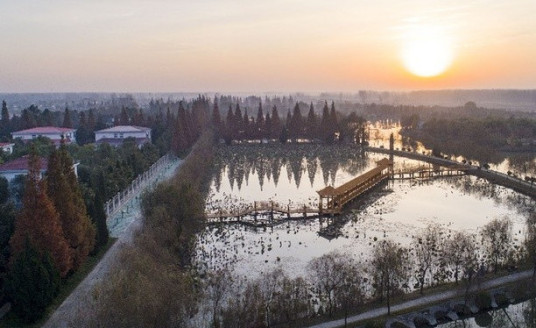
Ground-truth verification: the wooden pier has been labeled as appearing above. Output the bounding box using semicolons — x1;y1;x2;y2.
206;201;317;220
391;164;469;180
317;158;392;215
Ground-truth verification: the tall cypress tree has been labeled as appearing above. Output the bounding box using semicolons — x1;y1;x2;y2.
271;106;282;139
47;144;96;271
320;101;332;143
329;101;339;136
211;100;222;137
234;104;243;140
87;193;108;253
1;101;9;136
62;108;73;128
6;239;60;323
10;147;72;277
224;105;234;144
256;102;265;139
119;107;129;125
289;103;304;140
242;109;250;140
306;102;317;140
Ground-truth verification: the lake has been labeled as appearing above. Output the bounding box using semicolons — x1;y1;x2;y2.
194;144;534;283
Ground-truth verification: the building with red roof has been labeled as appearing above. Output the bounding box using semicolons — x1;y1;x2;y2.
11;126;76;146
0;155;79;182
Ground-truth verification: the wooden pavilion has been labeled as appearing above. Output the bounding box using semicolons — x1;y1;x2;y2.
317;158;392;215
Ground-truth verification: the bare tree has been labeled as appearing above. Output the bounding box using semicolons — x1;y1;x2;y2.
481;217;512;273
525;213;536;279
276;276;311;324
444;231;477;284
334;259;364;327
372;239;409;315
307;251;348;317
412;224;442;294
259;267;286;327
205;269;233;327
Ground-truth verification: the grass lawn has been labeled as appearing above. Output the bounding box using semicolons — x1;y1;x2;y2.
0;238;117;328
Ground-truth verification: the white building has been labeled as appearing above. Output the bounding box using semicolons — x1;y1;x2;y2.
11;126;77;146
0;143;14;154
95;125;151;148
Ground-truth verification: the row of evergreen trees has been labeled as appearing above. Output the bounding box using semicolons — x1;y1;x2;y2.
210;100;368;145
2;144;107;323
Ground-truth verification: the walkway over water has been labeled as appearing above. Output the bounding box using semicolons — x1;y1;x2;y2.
317;158;392;215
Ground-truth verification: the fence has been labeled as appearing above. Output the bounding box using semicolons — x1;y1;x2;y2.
104;153;174;218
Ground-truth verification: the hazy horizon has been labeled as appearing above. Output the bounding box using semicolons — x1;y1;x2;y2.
1;0;535;92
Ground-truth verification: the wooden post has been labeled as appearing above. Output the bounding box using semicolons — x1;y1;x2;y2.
287;204;290;219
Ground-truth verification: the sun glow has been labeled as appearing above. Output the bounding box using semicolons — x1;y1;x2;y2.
401;24;454;78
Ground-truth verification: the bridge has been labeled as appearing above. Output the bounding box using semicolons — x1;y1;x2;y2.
367;146;536;199
317;158;392;215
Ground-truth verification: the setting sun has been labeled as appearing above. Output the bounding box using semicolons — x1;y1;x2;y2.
400;24;454;78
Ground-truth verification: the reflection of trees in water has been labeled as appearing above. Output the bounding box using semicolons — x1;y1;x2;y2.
448;176;534;216
306;156;318;187
509;154;536;177
212;144;370;191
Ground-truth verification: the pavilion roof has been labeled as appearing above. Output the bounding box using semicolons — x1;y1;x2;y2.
317;158;391;197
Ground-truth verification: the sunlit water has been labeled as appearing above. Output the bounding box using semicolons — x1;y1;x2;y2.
194;144;534;282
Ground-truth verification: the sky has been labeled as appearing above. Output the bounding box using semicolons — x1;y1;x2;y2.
1;0;535;93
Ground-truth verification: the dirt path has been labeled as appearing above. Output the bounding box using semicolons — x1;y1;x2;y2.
308;270;533;328
42;159;182;328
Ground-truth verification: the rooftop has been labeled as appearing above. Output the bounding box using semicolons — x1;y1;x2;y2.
317;158;392;197
12;126;76;134
95;125;151;133
0;155;48;172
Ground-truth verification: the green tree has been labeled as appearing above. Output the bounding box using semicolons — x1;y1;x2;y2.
119;107;129;125
87;193;109;253
306;102;318;140
62;107;73;128
5;239;60;323
0;100;9;137
0;200;16;301
288;103;304;141
47;145;96;270
211;100;222;138
256;102;265;139
270;106;282;139
320;101;333;143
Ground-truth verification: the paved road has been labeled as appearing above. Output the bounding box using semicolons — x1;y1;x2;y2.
308;270;533;328
367;146;536;198
42;158;182;328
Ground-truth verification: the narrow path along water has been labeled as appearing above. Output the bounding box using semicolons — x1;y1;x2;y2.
308;270;533;328
42;156;182;328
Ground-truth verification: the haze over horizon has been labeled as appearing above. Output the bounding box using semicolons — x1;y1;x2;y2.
1;0;535;93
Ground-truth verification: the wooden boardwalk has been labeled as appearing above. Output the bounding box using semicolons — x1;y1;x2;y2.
317;158;392;215
206;201;317;220
391;165;469;180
